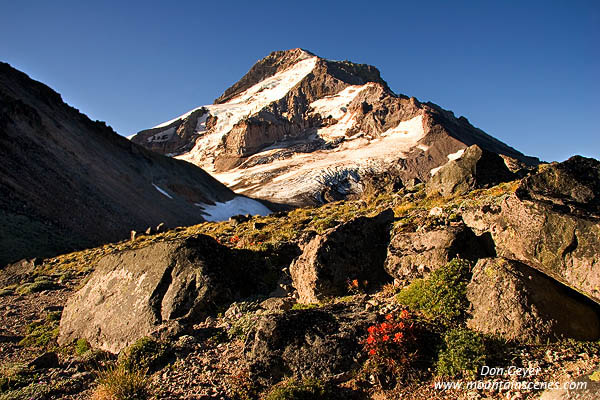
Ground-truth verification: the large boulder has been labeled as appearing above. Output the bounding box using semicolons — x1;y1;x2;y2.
516;156;600;215
290;209;393;303
426;144;516;197
463;192;600;304
58;235;271;353
245;302;376;384
384;222;491;284
467;258;600;342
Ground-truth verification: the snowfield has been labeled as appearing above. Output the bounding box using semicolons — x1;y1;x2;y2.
212;114;427;204
195;196;271;222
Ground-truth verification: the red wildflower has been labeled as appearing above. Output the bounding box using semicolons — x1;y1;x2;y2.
394;332;404;342
367;336;375;344
368;349;376;355
380;322;392;332
382;335;390;342
367;326;377;334
351;279;359;287
400;309;410;319
385;314;393;321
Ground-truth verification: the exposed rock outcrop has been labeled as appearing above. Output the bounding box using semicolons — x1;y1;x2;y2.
384;222;491;284
467;257;600;342
462;157;600;303
58;236;275;353
245;302;376;384
290;209;394;303
426;144;516;197
516;156;600;215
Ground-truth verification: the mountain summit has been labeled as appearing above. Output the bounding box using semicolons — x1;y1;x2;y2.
131;49;538;205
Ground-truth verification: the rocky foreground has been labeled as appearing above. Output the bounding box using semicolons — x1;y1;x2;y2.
1;154;599;399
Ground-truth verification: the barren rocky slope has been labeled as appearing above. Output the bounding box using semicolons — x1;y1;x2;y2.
0;62;270;266
131;49;538;205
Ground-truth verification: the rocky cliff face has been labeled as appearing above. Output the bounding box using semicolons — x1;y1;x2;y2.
0;63;270;266
131;48;538;206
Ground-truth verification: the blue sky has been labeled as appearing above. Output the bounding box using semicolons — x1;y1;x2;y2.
1;0;598;162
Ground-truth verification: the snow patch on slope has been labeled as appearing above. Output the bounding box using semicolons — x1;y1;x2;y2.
430;148;467;176
195;196;271;222
152;184;173;199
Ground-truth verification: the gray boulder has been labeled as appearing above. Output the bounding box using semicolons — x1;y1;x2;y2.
426;144;516;197
384;222;490;284
59;235;262;353
467;258;600;342
290;209;393;303
245;302;376;384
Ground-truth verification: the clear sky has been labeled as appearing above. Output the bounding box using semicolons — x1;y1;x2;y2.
1;0;598;162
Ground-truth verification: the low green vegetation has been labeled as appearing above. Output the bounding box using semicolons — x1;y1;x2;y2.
118;337;169;372
15;277;58;295
265;378;328;400
290;303;320;311
18;311;61;348
0;363;32;393
396;259;472;324
436;328;487;379
75;338;91;355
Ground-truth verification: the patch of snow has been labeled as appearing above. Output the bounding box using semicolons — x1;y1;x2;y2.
417;144;429;152
309;83;373;141
152;184;173;199
430;166;442;176
126;134;136;140
310;84;372;120
195;196;271;222
447;149;465;161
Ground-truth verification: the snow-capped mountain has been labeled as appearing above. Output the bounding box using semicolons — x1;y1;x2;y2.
0;62;269;266
131;48;538;205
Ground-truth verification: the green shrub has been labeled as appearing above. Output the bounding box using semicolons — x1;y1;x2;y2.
118;337;168;372
91;365;151;400
75;338;91;355
265;378;328;400
228;313;259;341
396;259;471;324
436;328;486;379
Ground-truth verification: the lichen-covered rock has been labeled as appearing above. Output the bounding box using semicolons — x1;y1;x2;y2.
290;209;393;303
463;193;600;303
384;223;490;284
467;258;600;342
426;144;516;197
245;302;376;384
58;235;269;353
516;155;600;215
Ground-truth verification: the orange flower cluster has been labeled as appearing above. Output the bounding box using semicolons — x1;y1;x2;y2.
229;235;240;243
